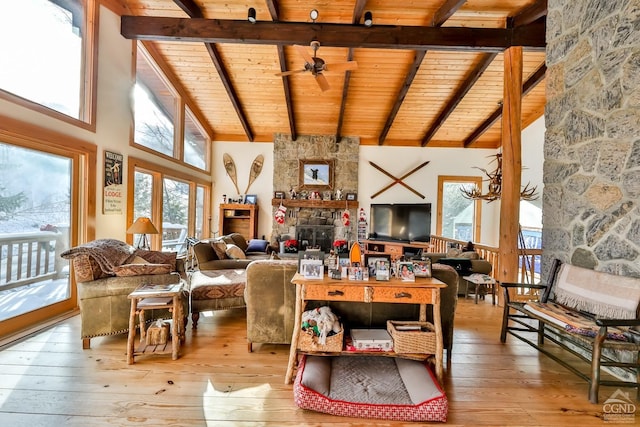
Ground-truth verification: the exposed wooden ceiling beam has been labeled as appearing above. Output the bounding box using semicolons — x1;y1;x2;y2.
173;1;254;141
421;52;498;146
508;0;547;28
378;0;467;145
463;63;546;147
431;0;468;26
266;0;297;141
120;16;546;52
335;0;369;142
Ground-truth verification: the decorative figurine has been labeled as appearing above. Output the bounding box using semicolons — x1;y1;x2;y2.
335;188;343;200
290;187;297;199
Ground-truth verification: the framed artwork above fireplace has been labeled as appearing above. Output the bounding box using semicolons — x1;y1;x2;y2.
299;159;334;191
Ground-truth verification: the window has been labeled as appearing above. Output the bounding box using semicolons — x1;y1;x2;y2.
134;48;176;157
0;0;95;126
437;176;482;242
128;157;211;256
0;117;96;339
133;43;210;171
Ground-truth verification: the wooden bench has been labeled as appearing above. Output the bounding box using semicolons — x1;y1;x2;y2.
500;259;640;403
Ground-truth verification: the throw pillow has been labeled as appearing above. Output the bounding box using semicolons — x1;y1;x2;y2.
246;239;269;253
225;244;247;259
113;263;173;276
211;240;228;260
459;251;479;260
130;255;150;264
445;248;462;257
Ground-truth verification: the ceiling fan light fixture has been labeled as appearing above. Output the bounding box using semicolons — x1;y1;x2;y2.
310;9;319;22
248;7;257;24
364;11;373;27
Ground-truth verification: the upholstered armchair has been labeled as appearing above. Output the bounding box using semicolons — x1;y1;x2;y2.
62;239;187;349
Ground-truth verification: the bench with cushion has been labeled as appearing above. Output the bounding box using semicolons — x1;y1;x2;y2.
500;259;640;402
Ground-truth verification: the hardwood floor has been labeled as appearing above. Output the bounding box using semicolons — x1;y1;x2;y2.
0;298;628;426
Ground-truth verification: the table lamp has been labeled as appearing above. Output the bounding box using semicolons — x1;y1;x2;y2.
126;217;158;250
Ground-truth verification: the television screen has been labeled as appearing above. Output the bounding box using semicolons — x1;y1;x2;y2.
369;203;431;242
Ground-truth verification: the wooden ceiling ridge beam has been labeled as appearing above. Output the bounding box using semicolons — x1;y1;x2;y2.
120;16;546;51
378;0;467;145
335;0;368;142
421;52;498;147
265;0;297;141
463;62;546;147
173;0;254;142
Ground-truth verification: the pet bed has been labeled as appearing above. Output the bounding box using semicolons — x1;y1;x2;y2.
294;355;448;422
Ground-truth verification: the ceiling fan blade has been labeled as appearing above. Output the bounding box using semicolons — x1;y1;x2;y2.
294;44;315;65
324;61;358;72
275;69;306;77
315;73;330;92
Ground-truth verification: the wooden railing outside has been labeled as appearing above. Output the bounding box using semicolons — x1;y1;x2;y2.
0;231;66;291
429;234;541;287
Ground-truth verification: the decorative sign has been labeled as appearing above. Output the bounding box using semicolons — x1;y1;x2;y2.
103;150;124;215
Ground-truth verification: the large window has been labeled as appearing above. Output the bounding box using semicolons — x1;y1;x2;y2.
134;43;210;172
0;118;95;340
129;158;211;256
437;176;482;242
0;0;95;126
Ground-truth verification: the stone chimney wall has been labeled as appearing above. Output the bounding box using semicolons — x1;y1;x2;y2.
544;0;640;278
271;134;359;245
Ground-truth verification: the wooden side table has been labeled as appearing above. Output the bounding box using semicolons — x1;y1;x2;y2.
463;274;497;304
127;281;185;364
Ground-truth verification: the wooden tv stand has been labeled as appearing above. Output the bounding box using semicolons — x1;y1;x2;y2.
362;239;434;260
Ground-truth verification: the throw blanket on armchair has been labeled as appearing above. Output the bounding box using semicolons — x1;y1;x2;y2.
61;239;136;276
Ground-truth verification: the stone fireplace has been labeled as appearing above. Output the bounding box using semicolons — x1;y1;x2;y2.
271;134;359;252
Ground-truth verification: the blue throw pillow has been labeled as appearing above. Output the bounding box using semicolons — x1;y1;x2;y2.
246;239;269;253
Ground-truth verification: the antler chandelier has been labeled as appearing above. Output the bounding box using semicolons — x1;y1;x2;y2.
460;153;538;202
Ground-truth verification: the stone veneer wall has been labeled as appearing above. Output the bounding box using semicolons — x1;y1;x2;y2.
543;0;640;278
271;133;359;244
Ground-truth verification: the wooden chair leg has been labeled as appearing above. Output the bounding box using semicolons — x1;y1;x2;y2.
82;338;91;349
248;342;253;352
191;312;200;329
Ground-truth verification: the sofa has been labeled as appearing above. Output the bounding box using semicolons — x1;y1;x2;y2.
423;251;492;296
193;233;271;270
243;258;460;364
61;239;187;349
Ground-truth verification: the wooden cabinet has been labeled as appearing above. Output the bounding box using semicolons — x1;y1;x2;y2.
219;203;258;240
363;239;433;260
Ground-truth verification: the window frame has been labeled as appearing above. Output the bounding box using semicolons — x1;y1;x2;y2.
0;0;98;131
132;41;211;173
436;175;483;243
127;156;211;251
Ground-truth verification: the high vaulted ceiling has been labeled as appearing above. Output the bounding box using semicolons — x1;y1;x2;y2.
118;0;547;148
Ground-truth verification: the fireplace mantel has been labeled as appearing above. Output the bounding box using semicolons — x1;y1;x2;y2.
271;199;358;209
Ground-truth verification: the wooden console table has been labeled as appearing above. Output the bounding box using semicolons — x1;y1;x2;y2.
285;274;446;385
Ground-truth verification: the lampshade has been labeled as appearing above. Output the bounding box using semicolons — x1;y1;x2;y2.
126;217;159;235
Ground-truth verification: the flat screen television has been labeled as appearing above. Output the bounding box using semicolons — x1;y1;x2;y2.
369;203;431;243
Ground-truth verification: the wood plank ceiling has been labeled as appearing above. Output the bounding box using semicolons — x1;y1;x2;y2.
119;0;547;148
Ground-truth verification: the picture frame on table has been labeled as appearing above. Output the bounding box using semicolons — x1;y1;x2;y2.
299;159;334;191
298;251;325;274
413;259;432;278
397;261;416;281
364;254;391;281
245;194;257;204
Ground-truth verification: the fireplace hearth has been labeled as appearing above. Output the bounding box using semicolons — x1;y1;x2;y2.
296;225;334;252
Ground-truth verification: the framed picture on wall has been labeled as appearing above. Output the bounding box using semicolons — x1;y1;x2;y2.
299;159;334;191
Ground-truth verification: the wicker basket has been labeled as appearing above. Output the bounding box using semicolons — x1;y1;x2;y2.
298;324;344;352
387;320;436;354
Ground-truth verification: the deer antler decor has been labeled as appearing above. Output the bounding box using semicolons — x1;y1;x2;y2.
460;153;538;202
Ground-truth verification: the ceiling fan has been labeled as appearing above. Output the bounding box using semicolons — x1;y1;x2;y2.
276;41;358;92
